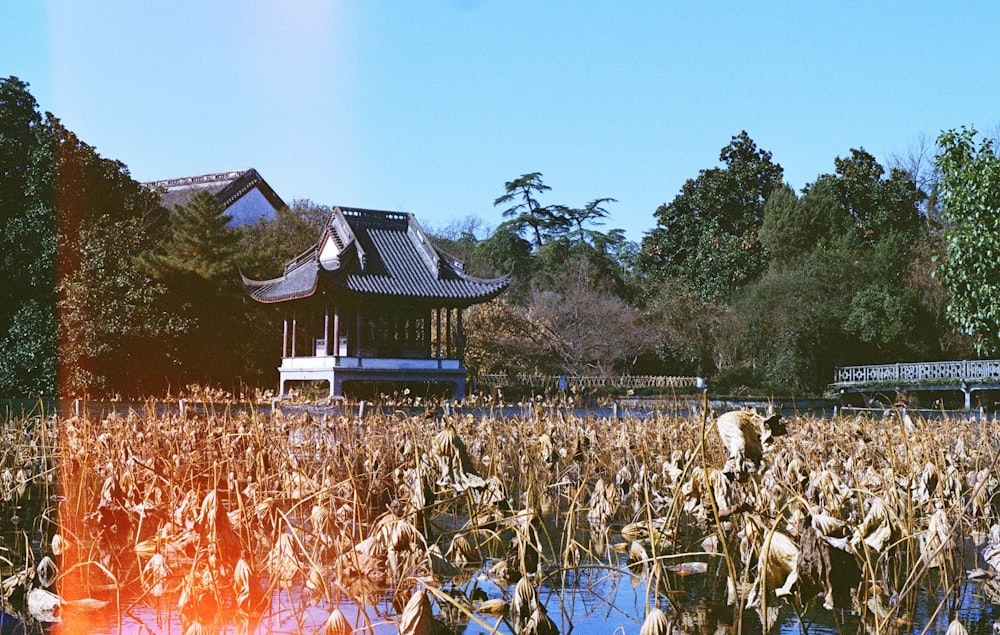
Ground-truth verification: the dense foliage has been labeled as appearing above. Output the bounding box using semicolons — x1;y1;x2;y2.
0;76;989;397
714;148;940;391
637;131;784;303
0;77;168;396
934;126;1000;357
462;140;958;394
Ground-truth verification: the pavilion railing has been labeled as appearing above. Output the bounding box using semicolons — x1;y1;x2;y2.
833;359;1000;386
475;373;700;391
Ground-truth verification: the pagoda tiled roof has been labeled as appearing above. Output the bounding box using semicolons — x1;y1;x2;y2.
243;207;510;305
143;169;287;216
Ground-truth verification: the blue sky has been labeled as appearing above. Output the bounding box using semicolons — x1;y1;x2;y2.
4;2;1000;241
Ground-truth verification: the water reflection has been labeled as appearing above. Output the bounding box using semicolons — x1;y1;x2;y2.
34;396;838;424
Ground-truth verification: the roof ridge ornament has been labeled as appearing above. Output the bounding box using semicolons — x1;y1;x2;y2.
406;215;441;278
142;169;250;189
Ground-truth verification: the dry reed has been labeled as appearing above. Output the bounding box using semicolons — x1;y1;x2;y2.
1;397;998;634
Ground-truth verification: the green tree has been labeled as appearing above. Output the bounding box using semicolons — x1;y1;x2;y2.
141;190;235;282
0;77;43;224
934;126;1000;356
59;216;177;395
491;174;633;305
236;199;330;278
728;150;933;390
0;299;57;396
637;131;784;301
139;190;241;386
48;116;169;395
759;180;851;265
494;172;558;248
0;77;55;395
553;197;618;246
1;77;166;396
721;252;850;392
758;148;926;270
830;148;926;256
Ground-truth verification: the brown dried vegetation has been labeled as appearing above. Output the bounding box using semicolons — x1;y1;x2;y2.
1;400;998;634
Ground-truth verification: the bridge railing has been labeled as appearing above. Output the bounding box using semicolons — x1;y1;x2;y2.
834;359;1000;385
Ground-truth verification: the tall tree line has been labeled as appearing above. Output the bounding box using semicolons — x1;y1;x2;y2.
0;76;169;396
0;74;992;396
457;133;970;394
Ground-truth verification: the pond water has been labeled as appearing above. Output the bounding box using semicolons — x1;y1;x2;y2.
8;538;1000;634
6;393;988;426
33;396;837;423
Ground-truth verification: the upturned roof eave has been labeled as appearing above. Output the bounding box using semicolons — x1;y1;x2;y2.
242;272;510;305
248;287;318;304
241;259;320;303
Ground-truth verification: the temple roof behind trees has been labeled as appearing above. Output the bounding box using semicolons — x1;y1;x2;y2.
243;206;510;305
143;169;287;226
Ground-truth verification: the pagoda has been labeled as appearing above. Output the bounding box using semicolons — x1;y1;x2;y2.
144;169;287;226
243;206;510;399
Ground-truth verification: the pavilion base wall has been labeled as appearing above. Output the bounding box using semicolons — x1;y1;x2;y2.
278;356;466;399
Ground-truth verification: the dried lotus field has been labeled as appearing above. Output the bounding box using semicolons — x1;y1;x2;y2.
3;400;1000;634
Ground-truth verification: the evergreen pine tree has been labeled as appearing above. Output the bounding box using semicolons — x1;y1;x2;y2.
140;190;234;282
140;190;241;387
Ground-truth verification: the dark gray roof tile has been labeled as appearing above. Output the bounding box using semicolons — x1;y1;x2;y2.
144;169;288;226
244;207;509;305
242;257;319;303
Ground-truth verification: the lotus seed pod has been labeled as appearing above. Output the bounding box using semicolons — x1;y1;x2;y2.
51;533;68;556
640;608;672;635
323;607;351;635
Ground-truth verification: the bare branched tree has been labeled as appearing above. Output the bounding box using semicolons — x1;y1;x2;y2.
887;132;940;218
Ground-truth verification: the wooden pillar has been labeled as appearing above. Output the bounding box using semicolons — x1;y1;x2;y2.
356;305;363;358
333;304;340;357
324;304;330;356
282;314;288;358
446;308;452;359
291;311;297;358
423;309;432;356
457;308;464;360
435;308;442;359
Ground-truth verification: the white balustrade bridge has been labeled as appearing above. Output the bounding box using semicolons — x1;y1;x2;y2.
832;359;1000;409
